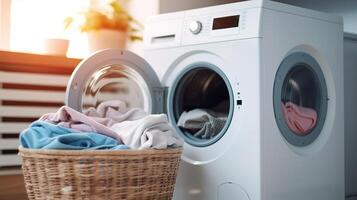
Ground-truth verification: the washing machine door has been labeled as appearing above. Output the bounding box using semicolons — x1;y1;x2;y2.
273;52;328;147
65;49;165;114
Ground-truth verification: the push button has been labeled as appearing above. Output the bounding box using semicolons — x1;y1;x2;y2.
236;100;242;105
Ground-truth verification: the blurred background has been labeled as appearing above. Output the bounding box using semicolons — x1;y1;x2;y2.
0;0;356;57
0;0;356;199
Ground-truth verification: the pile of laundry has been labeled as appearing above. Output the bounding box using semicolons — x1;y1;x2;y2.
281;101;317;135
20;100;183;150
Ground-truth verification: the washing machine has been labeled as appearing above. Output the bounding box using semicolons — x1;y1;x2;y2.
65;0;344;199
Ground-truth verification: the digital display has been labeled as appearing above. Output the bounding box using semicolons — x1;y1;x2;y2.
212;15;240;30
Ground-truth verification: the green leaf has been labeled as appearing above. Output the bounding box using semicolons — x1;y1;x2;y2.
130;35;142;42
63;17;74;30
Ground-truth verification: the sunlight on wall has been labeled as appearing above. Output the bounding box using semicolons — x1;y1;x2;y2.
10;0;159;58
127;0;159;56
10;0;89;56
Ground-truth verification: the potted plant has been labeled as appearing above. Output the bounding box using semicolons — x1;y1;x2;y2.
64;0;142;53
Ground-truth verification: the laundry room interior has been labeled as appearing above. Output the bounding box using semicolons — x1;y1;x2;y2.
0;0;356;200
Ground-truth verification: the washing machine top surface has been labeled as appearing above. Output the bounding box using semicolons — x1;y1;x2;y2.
143;0;342;50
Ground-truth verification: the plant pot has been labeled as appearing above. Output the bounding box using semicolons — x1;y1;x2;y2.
43;39;69;56
87;29;127;53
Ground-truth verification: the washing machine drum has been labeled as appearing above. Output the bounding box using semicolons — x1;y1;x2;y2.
174;68;230;113
170;67;233;147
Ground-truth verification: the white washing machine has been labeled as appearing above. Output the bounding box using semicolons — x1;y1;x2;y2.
65;0;344;200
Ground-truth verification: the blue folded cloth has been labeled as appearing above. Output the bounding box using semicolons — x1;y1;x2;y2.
20;121;129;150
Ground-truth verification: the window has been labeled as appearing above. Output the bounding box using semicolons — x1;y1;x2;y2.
0;0;11;50
10;0;89;56
2;0;158;57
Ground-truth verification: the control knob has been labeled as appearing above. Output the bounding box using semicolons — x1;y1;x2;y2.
189;21;202;34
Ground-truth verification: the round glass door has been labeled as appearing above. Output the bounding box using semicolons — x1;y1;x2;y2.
273;52;328;147
82;65;151;112
66;49;162;113
169;64;234;147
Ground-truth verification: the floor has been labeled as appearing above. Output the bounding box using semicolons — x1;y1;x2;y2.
0;173;354;200
0;174;28;200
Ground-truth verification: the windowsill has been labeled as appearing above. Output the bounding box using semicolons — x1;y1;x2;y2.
0;50;81;69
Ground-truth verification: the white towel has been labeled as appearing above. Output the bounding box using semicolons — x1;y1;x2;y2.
88;100;183;150
177;109;227;139
111;114;182;150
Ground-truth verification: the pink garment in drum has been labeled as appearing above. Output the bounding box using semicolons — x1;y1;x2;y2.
281;102;317;135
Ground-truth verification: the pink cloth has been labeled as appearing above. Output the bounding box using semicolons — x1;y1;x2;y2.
281;102;317;135
40;106;120;141
40;101;147;142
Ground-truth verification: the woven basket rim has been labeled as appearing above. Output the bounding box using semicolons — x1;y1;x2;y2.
18;146;182;156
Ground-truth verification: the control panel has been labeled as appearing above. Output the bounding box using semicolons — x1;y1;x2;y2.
180;7;260;46
144;4;261;49
188;14;241;35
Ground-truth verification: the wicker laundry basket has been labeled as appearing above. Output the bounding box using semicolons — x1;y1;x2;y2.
18;146;182;200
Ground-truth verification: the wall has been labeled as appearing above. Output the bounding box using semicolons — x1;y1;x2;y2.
159;0;240;13
275;0;357;34
0;0;11;50
127;0;159;55
344;34;357;198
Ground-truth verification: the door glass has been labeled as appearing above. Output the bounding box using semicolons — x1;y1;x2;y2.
281;65;321;135
82;65;151;112
273;52;328;146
